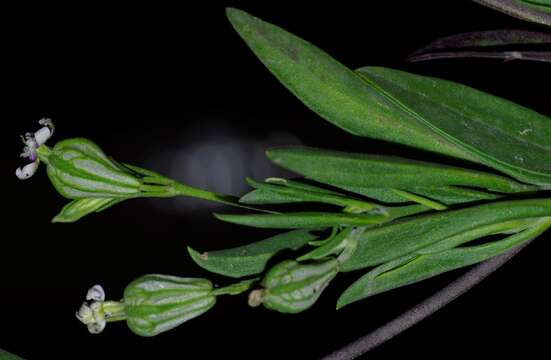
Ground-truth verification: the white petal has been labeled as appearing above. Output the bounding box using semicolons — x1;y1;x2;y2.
76;303;94;324
87;318;106;334
86;284;105;301
34;126;52;146
39;118;54;132
15;162;39;180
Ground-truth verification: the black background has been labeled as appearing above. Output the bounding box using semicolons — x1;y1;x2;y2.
2;1;551;359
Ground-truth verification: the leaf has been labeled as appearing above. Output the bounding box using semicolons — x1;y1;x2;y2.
51;198;124;223
226;8;551;186
408;186;501;204
355;67;551;186
408;30;551;63
342;198;551;272
297;227;354;261
413;30;551;52
240;177;378;211
188;230;317;278
225;7;478;164
337;217;551;308
409;50;551;63
214;212;389;229
267;147;534;193
0;349;24;360
474;0;551;26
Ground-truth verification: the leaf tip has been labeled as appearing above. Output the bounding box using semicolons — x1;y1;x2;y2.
188;246;208;263
225;7;250;27
335;296;351;310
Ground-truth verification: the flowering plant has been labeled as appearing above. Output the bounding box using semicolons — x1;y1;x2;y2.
9;2;551;358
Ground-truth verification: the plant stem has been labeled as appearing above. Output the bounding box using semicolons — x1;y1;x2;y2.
171;182;276;213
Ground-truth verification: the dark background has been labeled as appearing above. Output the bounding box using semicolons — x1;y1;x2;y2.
2;1;551;359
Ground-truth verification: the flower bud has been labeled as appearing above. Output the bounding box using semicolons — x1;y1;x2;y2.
42;138;141;199
123;274;216;337
249;258;339;313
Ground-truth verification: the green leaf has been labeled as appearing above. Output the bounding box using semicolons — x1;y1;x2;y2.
188;229;317;278
226;7;551;186
267;147;534;193
240;177;378;211
297;227;354;261
355;67;551;186
0;349;24;360
51;198;124;223
337;217;551;308
215;203;430;229
336;185;501;205
342;198;551;272
214;212;388;229
406;186;500;204
225;8;478;164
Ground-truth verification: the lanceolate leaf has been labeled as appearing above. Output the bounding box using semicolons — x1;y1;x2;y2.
225;8;477;163
214;212;389;229
227;8;551;186
266;147;534;193
337;217;551;308
332;185;501;205
248;178;479;207
240;177;378;210
409;50;551;63
412;30;551;53
408;30;551;63
341;198;551;271
355;67;551;186
188;230;317;278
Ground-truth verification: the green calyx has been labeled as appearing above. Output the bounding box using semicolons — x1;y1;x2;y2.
39;138;182;222
43;138;178;199
123;275;216;337
249;258;339;314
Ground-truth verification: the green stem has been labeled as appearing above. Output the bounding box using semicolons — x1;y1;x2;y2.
171;182;276;213
103;300;127;322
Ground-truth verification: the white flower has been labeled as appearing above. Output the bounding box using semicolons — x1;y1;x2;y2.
76;284;125;334
76;284;107;334
76;301;106;334
15;118;54;180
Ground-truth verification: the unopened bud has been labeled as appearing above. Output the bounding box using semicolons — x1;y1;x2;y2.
252;258;339;313
123;274;216;337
